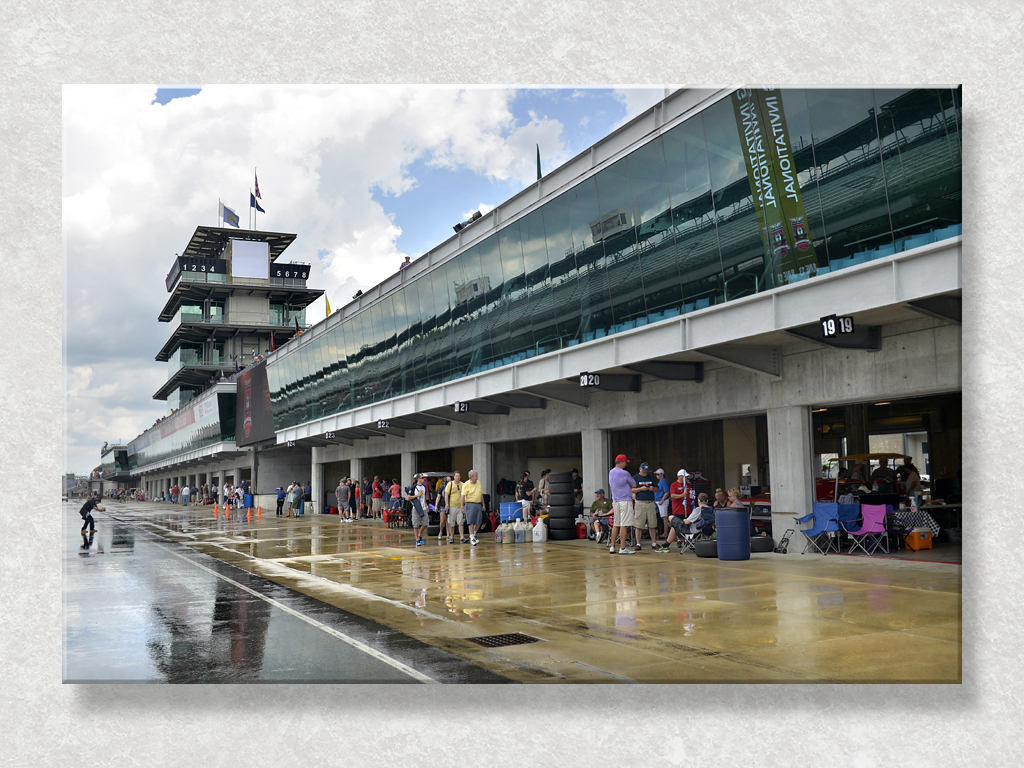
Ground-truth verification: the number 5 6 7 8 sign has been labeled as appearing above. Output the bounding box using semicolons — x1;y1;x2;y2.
820;314;855;338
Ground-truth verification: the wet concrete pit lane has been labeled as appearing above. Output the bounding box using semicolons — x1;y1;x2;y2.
64;500;961;684
63;504;511;683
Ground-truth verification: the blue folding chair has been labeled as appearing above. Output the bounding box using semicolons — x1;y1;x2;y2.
835;503;861;550
794;502;842;555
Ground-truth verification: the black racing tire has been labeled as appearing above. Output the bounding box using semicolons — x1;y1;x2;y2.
427;524;441;537
547;517;577;530
547;493;576;506
547;482;574;494
548;527;576;540
545;505;576;519
548;472;572;483
750;536;775;553
694;540;718;558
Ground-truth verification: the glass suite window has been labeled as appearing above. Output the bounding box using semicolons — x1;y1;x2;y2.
804;89;894;266
260;88;962;432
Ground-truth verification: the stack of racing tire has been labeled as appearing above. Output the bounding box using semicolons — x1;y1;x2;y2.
545;471;577;540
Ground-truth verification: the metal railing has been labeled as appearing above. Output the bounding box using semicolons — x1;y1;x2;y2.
167;270;307;292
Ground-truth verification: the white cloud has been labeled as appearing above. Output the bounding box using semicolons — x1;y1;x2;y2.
611;87;671;129
63;85;572;474
461;202;495;220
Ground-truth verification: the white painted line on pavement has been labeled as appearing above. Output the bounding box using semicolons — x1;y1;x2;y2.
159;543;439;684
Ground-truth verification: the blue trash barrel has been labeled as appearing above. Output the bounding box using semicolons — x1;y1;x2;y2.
244;493;254;508
716;508;751;561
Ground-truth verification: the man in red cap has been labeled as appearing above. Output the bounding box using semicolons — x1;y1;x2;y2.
607;454;637;554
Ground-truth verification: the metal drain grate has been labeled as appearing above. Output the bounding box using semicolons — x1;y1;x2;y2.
466;633;542;648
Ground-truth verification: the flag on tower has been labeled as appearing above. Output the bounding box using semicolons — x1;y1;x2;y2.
325;294;331;315
250;193;265;213
254;172;261;199
220;202;240;228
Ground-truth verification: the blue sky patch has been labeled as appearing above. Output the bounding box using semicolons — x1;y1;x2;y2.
153;87;203;105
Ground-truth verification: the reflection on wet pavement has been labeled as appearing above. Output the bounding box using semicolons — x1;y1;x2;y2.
66;502;961;683
63;506;509;683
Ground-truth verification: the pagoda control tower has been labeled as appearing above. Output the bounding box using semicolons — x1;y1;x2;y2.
153;226;324;412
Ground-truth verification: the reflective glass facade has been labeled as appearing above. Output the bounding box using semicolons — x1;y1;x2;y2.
267;88;961;431
128;393;235;469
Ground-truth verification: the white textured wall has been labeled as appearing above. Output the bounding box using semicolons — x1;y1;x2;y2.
17;3;1014;767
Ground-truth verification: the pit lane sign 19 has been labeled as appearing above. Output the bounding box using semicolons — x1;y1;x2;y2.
820;314;855;338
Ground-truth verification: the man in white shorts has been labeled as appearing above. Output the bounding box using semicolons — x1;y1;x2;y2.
655;468;671;539
608;454;637;555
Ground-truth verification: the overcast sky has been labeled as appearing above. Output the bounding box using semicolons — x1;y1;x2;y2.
62;85;667;475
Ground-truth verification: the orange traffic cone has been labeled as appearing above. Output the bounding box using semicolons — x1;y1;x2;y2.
257;506;261;518
247;508;251;521
214;504;218;518
225;507;230;519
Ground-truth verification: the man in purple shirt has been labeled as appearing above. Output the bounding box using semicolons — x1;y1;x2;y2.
608;454;637;554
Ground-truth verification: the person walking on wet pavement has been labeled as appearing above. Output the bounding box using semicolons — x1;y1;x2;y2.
463;469;484;546
409;474;428;546
445;472;467;544
78;495;104;533
435;474;451;542
276;486;286;516
181;483;190;507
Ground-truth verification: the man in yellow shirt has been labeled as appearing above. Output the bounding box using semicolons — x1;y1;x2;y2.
445;472;467;544
462;469;484;546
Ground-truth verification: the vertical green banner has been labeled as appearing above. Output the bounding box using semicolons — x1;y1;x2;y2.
733;89;818;286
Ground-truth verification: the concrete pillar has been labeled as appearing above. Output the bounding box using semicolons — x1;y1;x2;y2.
400;452;417;485
311;447;325;514
767;405;815;555
350;457;365;516
581;427;609;502
472;442;493;503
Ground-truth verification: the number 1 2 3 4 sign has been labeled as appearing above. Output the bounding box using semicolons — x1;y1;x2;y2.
820;314;855;338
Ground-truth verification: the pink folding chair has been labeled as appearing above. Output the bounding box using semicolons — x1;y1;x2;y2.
843;504;890;555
